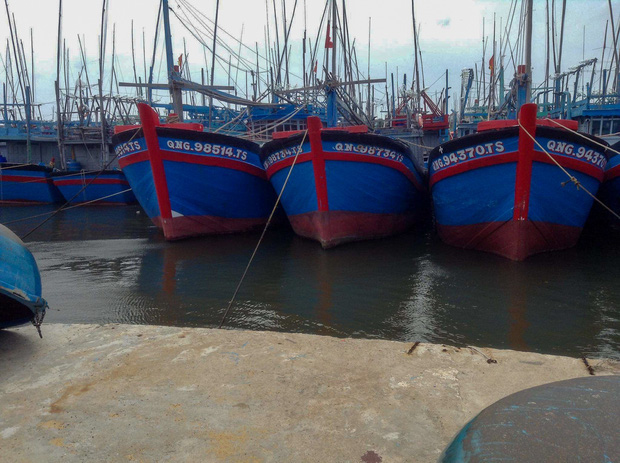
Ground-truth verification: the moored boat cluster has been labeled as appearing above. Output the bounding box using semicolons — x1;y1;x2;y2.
106;101;618;262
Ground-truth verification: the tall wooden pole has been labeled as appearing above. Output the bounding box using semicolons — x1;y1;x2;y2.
608;0;620;92
411;0;420;111
525;0;533;103
131;20;140;97
55;0;65;168
99;0;109;166
208;0;220;128
162;0;183;119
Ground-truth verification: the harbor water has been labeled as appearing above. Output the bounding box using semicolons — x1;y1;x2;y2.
1;204;618;360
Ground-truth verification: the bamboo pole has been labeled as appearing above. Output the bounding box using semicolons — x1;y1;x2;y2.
55;0;65;168
209;0;220;128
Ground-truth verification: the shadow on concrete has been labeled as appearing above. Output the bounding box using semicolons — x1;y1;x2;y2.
0;328;39;360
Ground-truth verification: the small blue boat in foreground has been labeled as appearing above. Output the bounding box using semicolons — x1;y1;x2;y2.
0;224;47;332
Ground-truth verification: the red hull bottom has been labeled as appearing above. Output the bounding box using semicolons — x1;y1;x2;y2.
153;215;268;241
437;220;583;261
289;210;416;248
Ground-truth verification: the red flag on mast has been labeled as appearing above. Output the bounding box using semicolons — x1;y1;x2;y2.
325;20;333;49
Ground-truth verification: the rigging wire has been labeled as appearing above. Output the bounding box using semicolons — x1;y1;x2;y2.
1;188;134;226
519;118;620;222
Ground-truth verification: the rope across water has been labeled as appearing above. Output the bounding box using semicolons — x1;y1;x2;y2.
518;119;620;222
218;129;308;328
9;128;142;240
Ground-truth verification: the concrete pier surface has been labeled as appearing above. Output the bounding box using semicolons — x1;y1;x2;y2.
1;324;619;462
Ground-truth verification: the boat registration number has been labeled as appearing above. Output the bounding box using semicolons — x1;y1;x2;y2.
431;141;506;172
333;143;404;163
544;140;606;169
164;140;248;161
115;139;146;157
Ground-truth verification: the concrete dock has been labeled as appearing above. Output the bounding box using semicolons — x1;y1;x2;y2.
1;324;619;462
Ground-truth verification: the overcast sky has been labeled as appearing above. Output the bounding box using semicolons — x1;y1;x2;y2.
1;0;616;118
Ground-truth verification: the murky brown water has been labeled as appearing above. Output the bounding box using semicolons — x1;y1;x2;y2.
2;204;618;360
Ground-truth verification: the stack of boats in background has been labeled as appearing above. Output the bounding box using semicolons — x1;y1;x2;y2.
0;160;136;206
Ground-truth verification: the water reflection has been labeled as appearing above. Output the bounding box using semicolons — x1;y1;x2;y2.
2;203;617;360
0;204;153;241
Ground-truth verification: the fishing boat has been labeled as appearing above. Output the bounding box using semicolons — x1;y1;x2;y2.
112;103;277;240
0;163;64;204
260;116;427;248
0;224;47;330
257;0;426;248
429;103;608;260
429;0;612;260
51;169;136;205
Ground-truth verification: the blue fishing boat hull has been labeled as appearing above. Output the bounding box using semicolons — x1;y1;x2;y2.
0;163;64;204
260;117;427;248
429;105;608;260
0;224;47;329
112;104;277;240
597;145;620;226
51;170;136;205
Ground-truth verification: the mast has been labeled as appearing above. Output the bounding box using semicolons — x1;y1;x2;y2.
331;0;336;78
147;1;162;104
367;17;371;120
524;0;533;103
411;0;420;113
162;0;183;119
326;0;337;127
544;0;550;109
609;0;620;93
55;0;65;168
208;0;220;128
302;0;306;89
29;28;35;118
99;0;109;167
131;20;140;97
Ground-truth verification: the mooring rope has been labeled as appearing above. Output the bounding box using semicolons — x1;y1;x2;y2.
218;130;308;329
212;108;248;134
518;120;620;222
0;163;34;171
18;128;141;240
